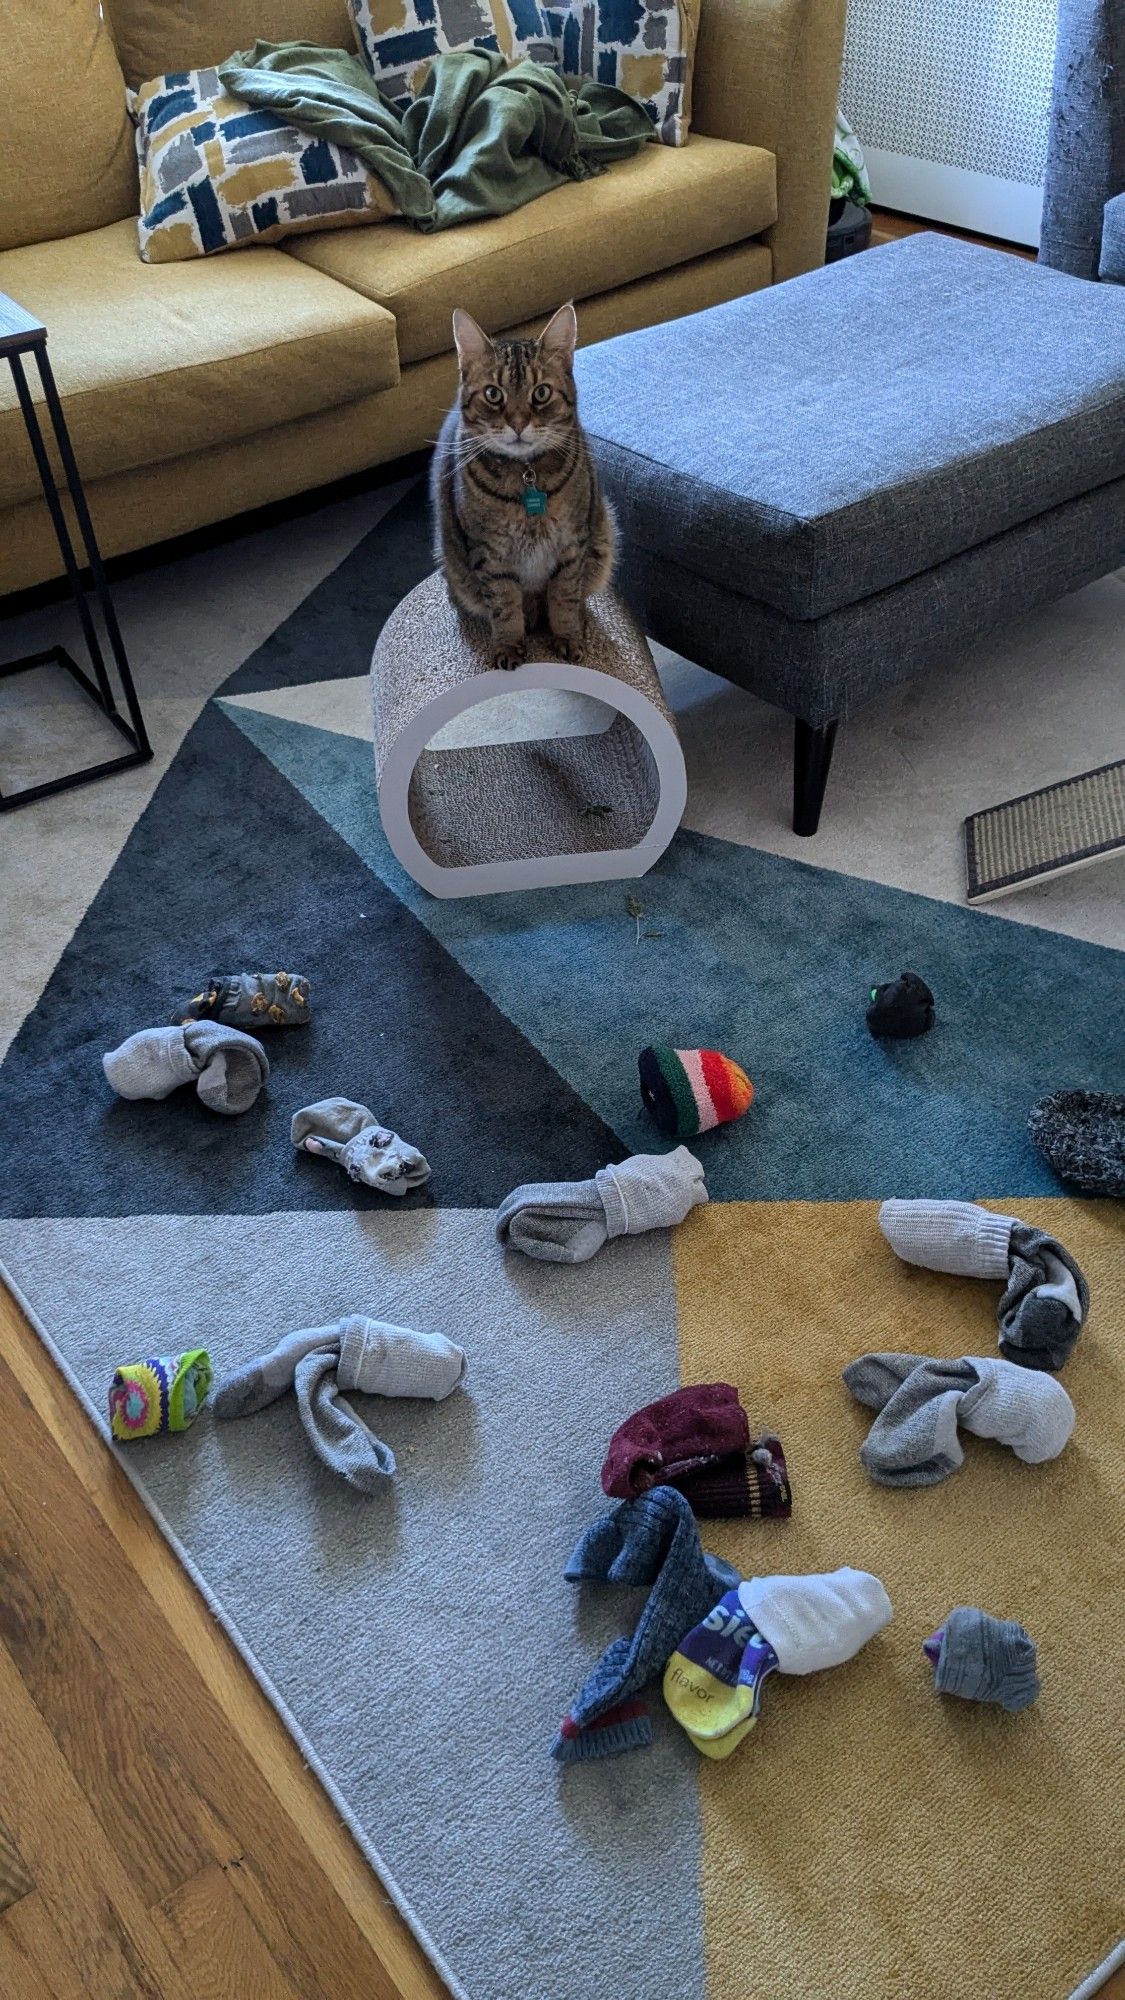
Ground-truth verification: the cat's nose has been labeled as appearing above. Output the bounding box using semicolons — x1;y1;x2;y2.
509;417;527;436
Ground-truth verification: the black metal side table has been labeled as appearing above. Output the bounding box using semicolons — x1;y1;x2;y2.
1;289;152;811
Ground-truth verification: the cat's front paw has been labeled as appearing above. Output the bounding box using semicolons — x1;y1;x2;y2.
490;640;527;671
549;631;584;663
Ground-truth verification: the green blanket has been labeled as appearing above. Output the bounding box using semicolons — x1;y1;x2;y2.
216;40;653;233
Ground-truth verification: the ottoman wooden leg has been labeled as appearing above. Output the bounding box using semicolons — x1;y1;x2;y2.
792;718;838;836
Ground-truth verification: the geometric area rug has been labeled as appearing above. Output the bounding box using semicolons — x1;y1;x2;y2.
1;480;1122;2000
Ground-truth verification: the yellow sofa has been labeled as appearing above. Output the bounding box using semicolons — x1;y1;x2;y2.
0;0;845;596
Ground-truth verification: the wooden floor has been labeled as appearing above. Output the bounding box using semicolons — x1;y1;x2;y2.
0;1283;448;2000
868;205;1036;259
3;201;1120;2000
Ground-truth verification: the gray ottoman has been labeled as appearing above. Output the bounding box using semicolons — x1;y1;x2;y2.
574;232;1125;833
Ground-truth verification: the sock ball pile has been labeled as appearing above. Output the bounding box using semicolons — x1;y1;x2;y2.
639;1046;753;1139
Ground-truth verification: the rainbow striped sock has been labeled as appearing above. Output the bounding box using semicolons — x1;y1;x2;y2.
638;1046;754;1139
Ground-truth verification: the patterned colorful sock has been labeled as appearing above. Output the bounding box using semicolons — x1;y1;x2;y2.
684;1632;779;1761
664;1590;778;1743
638;1046;753;1139
171;970;311;1029
674;1434;792;1520
109;1348;212;1441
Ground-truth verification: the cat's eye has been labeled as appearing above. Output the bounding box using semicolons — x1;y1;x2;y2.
482;384;504;407
531;384;553;407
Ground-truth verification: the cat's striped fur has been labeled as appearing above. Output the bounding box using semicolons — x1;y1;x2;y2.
431;303;616;669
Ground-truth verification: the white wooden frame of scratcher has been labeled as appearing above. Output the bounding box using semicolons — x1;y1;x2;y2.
376;659;688;898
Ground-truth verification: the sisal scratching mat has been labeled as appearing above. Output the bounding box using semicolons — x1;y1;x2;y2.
370;572;686;897
964;759;1125;903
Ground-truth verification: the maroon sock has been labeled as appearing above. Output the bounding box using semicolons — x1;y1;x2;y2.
672;1434;791;1520
601;1382;750;1501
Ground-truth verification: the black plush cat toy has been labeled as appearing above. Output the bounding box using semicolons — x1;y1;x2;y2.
866;970;935;1039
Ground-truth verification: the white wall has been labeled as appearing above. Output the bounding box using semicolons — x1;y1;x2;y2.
840;0;1058;246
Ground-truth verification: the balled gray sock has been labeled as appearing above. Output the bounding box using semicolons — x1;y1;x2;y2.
213;1314;466;1493
842;1351;1075;1486
103;1020;268;1115
291;1097;430;1194
171;969;311;1029
927;1606;1040;1712
496;1147;707;1264
999;1222;1088;1371
878;1199;1089;1372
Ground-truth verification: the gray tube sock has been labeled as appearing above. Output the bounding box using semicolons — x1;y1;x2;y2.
929;1606;1040;1712
999;1222;1089;1371
291;1097;430;1194
171;969;311;1028
213;1314;466;1493
843;1351;1075;1486
878;1199;1014;1279
103;1020;268;1115
496;1147;706;1263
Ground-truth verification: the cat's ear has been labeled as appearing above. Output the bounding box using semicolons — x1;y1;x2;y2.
537;301;578;368
452;308;493;373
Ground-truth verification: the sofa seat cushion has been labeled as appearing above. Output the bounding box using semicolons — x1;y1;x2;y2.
573;231;1125;621
284;134;776;363
0;220;399;510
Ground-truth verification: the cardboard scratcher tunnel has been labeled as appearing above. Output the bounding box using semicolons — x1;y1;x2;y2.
371;571;687;897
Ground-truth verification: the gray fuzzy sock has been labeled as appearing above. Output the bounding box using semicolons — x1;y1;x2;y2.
999;1222;1088;1371
291;1098;430;1195
843;1351;1075;1486
496;1147;707;1264
103;1020;268;1115
1028;1088;1125;1197
928;1606;1040;1712
213;1314;466;1493
171;969;311;1029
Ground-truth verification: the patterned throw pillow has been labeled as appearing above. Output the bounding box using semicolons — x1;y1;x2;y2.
549;0;699;145
347;0;696;144
346;0;558;110
132;68;396;262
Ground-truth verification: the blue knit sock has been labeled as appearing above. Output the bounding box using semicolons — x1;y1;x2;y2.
550;1488;738;1762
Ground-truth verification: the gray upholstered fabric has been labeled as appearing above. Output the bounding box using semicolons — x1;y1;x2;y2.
575;233;1125;623
1101;192;1125;281
1039;0;1125;280
611;475;1125;726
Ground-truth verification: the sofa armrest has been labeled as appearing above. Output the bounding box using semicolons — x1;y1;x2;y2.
692;0;847;283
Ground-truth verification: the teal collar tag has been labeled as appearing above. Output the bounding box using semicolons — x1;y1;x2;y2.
522;470;547;516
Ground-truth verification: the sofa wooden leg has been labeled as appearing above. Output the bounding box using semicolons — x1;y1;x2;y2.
792;717;838;836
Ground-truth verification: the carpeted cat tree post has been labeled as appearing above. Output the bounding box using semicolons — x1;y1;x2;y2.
370;572;687;898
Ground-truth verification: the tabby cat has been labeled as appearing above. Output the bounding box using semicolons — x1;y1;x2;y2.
431;302;616;669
